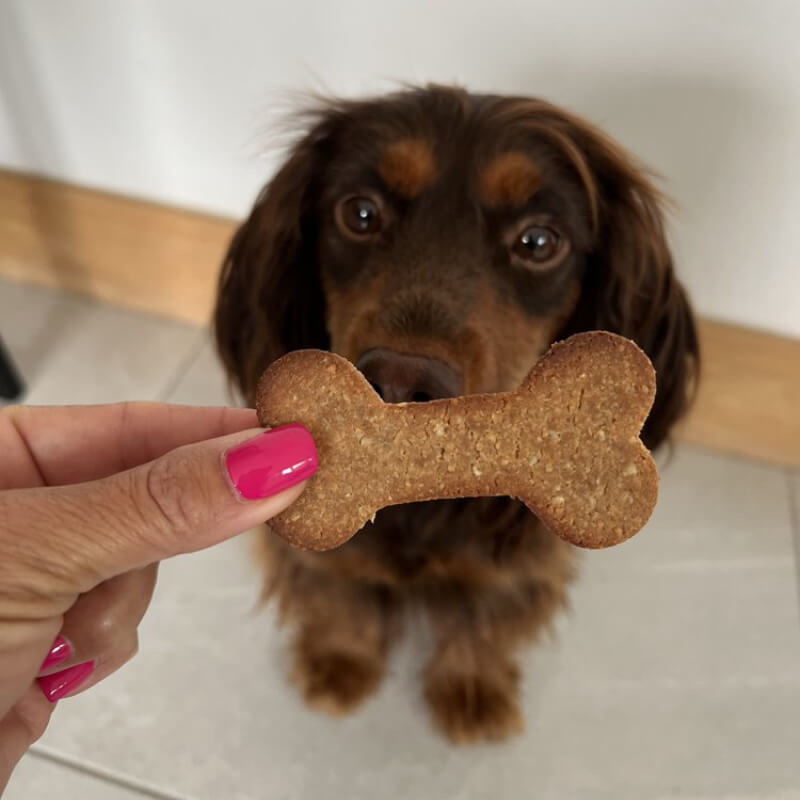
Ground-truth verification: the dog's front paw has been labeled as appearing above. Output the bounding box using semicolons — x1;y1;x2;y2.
291;644;384;716
425;666;523;744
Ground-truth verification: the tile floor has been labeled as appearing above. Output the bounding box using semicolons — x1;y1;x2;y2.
2;277;799;800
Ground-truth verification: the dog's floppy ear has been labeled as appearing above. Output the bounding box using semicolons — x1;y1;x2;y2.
214;115;337;402
560;127;700;449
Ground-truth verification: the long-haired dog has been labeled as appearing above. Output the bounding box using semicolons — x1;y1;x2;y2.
214;85;698;743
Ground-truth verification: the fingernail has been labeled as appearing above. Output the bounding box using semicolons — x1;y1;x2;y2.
38;660;94;703
224;423;318;501
40;636;71;670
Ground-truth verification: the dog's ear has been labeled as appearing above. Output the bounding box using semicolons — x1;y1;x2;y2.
560;127;700;449
214;116;337;402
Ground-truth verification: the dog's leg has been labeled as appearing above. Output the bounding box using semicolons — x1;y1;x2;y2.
423;535;573;743
290;582;400;715
259;533;403;716
424;630;524;744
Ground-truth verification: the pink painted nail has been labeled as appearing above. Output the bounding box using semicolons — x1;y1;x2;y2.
40;636;71;670
38;661;94;703
224;423;318;501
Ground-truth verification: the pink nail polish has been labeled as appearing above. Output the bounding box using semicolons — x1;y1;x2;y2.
224;423;318;501
40;636;71;670
38;661;94;703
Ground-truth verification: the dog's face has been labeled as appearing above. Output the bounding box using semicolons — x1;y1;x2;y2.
216;86;698;447
316;111;591;396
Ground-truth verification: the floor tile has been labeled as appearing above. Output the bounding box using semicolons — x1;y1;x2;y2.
521;674;800;800
0;278;201;405
6;752;157;800
161;332;236;407
563;559;800;689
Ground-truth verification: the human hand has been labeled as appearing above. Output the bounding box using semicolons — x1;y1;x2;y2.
0;402;316;791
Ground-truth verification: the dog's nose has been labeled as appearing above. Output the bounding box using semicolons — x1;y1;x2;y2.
355;349;462;402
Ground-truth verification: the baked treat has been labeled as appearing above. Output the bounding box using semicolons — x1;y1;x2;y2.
256;331;658;551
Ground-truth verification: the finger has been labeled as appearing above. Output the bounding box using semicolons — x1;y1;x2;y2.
5;567;157;719
1;424;317;595
0;685;53;794
1;403;258;488
38;566;158;678
38;634;138;703
68;634;139;698
36;567;157;704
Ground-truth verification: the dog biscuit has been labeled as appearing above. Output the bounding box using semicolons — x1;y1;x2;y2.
256;332;658;551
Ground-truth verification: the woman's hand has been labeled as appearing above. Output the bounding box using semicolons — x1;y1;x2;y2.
0;402;317;791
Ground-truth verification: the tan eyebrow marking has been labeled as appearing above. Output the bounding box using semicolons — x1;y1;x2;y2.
378;138;437;198
479;152;542;208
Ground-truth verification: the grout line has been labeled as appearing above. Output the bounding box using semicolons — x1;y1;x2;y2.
785;468;800;615
29;745;197;800
156;329;209;403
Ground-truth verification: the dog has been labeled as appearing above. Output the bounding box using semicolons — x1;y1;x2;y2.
214;85;699;743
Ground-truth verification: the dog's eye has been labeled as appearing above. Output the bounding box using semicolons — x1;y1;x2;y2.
513;226;563;266
336;196;382;238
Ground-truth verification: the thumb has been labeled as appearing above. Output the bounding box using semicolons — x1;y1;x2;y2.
2;424;317;592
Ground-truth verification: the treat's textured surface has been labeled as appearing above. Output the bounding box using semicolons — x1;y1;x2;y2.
256;332;658;551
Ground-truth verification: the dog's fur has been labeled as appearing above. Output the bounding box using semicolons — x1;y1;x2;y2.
214;85;699;743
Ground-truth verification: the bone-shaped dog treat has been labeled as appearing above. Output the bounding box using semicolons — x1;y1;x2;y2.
256;331;658;551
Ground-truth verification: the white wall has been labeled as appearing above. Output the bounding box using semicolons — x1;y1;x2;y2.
1;0;798;337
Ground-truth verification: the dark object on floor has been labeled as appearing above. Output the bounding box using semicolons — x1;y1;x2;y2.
0;335;24;401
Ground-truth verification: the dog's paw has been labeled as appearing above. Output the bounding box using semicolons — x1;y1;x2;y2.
291;646;384;716
425;669;524;744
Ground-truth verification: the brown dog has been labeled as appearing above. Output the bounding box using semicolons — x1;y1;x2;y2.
214;85;699;743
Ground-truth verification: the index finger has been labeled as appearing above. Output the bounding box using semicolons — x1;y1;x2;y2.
1;402;258;488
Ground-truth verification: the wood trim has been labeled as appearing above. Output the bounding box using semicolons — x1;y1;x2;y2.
677;319;800;467
0;168;235;324
1;168;798;465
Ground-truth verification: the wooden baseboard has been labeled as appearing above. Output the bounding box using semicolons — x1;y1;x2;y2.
677;319;799;467
2;168;798;466
0;168;235;324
